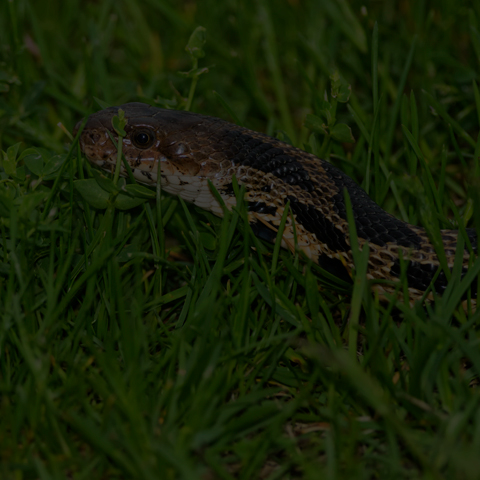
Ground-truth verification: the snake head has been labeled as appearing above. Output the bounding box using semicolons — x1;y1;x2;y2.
75;102;229;184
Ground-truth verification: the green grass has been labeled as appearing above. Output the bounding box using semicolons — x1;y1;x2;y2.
2;1;480;478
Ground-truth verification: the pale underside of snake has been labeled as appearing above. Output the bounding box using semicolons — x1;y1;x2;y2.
75;102;477;303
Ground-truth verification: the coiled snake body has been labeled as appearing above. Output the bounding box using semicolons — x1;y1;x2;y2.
77;103;477;302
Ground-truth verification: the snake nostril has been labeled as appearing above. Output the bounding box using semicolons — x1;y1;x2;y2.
88;132;104;144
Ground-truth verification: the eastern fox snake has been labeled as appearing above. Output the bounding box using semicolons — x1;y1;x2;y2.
76;102;477;302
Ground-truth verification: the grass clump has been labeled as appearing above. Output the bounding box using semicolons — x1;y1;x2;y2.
1;1;480;479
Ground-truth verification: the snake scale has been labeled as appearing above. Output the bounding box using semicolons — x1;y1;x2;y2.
76;102;477;302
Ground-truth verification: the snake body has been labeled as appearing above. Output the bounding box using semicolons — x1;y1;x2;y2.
77;102;477;302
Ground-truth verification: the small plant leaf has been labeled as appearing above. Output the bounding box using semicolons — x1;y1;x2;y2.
330;71;352;102
330;123;355;143
23;153;44;176
74;179;110;209
199;231;217;250
43;154;67;177
113;195;147;210
318;100;334;125
304;114;328;135
1;142;22;177
91;169;120;194
93;97;111;109
186;26;207;59
121;183;156;199
178;67;210;78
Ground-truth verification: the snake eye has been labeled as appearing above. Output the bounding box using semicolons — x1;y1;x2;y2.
131;129;155;149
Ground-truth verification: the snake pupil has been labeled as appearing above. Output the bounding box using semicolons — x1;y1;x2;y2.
137;133;148;144
132;129;154;148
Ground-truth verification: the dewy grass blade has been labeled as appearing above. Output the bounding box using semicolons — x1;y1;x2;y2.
437;258;480;321
384;36;417;161
111;109;127;185
438;145;448;202
371;22;379;113
41;126;85;221
178;197;211;276
343;188;369;358
401;124;452;279
422;89;476;148
410;90;419;142
305;269;337;348
401;125;443;213
473;80;480;128
258;3;296;143
271;200;290;277
347;103;370;145
367;94;382;198
213;91;244;126
448;124;467;168
473;120;480;177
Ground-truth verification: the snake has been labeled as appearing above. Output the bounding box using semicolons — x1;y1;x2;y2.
75;102;477;303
